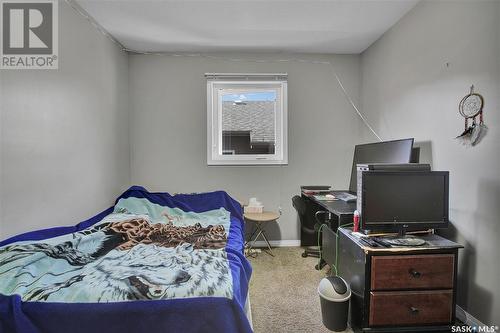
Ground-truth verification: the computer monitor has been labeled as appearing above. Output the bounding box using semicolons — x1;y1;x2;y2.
360;171;449;233
348;138;414;193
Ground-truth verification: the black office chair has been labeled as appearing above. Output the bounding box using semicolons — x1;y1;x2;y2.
292;195;320;258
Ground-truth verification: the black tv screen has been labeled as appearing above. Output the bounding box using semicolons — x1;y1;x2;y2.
349;138;414;193
361;171;449;231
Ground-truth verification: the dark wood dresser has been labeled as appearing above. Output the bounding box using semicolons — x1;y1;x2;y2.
338;227;463;332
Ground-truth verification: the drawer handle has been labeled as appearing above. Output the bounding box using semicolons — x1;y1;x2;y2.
410;306;419;315
409;269;421;278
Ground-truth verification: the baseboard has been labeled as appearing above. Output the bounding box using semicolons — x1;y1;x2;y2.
456;305;487;327
251;240;301;247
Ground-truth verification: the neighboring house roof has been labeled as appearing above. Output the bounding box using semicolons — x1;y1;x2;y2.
222;101;275;143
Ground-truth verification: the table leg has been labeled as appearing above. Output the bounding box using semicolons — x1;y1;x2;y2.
244;219;277;257
259;224;274;256
245;226;264;257
245;226;260;248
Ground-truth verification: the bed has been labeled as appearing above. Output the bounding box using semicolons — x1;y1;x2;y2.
0;186;253;333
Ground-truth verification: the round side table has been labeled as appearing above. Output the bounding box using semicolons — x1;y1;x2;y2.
244;211;280;257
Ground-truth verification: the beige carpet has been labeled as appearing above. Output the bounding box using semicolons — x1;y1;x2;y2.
248;247;353;333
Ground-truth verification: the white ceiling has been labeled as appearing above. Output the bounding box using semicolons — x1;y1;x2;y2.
75;0;419;54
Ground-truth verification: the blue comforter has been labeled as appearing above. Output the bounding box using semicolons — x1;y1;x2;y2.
0;186;252;333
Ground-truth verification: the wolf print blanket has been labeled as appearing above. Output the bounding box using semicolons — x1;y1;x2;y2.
0;201;233;302
0;187;252;333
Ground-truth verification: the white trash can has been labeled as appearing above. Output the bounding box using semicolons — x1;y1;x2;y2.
318;276;351;331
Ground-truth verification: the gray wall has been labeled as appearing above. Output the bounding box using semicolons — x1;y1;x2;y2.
0;0;130;238
129;53;364;241
361;0;500;324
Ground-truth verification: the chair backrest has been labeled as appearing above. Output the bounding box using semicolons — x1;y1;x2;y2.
292;195;315;234
292;195;306;216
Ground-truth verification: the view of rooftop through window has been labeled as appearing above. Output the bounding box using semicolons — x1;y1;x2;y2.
221;90;277;155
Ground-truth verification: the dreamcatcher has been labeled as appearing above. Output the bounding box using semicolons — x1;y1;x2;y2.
456;85;487;147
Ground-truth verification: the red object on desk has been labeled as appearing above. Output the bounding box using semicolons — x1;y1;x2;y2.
353;210;360;232
302;190;317;195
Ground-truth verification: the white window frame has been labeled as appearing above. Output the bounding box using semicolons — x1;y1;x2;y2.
206;74;288;165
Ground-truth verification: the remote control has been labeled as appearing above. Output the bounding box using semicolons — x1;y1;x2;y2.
372;237;392;248
359;238;379;247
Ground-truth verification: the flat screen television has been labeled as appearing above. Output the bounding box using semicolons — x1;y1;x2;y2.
360;171;449;233
348;138;414;193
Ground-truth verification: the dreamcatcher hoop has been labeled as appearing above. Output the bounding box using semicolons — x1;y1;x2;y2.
458;85;484;129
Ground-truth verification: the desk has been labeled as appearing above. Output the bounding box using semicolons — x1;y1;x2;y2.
305;191;357;224
301;189;356;269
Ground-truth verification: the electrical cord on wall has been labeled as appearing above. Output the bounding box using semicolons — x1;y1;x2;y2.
64;0;383;143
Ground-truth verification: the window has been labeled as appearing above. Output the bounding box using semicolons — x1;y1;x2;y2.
206;73;288;165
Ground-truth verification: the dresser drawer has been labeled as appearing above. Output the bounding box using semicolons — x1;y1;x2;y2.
371;254;454;290
369;290;453;326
